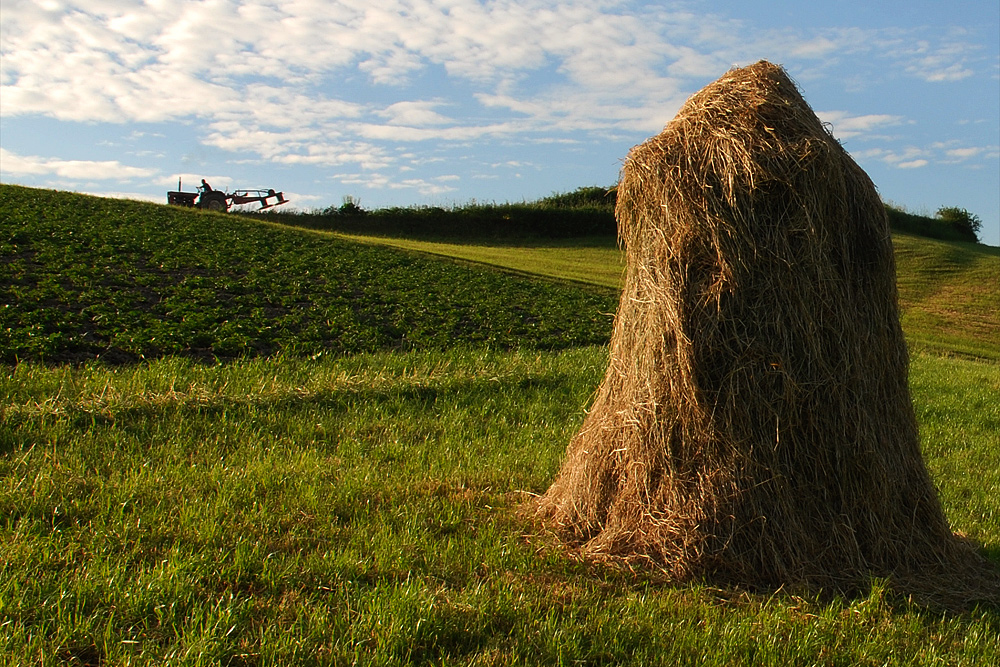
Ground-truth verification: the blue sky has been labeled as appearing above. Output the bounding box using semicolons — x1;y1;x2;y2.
2;0;998;244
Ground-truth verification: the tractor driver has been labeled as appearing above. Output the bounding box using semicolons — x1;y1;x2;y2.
201;179;213;192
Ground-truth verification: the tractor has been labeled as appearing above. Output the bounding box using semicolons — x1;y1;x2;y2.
167;178;288;212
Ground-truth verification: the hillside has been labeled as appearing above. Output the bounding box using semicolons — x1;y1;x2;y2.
892;234;1000;359
0;185;614;364
332;231;1000;362
2;185;997;364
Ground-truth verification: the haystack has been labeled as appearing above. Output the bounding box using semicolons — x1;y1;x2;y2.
535;61;998;605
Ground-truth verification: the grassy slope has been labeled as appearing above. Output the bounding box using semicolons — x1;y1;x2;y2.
336;229;1000;361
892;234;1000;360
0;186;614;363
2;186;999;664
334;233;626;288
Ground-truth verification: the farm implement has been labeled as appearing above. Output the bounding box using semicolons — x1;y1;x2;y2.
167;179;288;212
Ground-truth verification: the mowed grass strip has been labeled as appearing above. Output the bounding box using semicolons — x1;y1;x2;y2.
336;229;1000;361
2;349;998;665
333;232;626;289
892;234;1000;360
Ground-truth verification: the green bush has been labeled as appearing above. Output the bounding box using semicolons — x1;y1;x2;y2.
260;189;984;246
252;201;618;239
935;206;982;244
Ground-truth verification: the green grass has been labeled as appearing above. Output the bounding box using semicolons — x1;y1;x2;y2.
334;233;625;288
1;185;614;363
2;349;998;665
892;234;1000;360
911;354;1000;555
2;185;999;664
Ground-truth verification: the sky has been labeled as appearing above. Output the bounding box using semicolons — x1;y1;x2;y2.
2;0;998;245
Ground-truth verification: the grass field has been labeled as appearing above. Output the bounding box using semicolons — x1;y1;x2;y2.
2;185;998;665
0;186;614;364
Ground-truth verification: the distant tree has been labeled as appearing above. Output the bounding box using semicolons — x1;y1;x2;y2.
339;196;367;216
936;207;982;243
323;195;367;217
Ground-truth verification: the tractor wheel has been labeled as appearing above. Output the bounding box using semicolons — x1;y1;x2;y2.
201;193;228;212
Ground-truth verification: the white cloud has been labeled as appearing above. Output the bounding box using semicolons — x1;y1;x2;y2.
817;111;906;140
378;101;453;126
852;141;999;170
0;2;795;133
0;148;157;180
333;171;458;196
1;0;996;195
788;37;841;59
899;36;978;83
945;147;982;160
351;119;524;142
492;161;534;169
854;146;927;164
936;144;1000;164
89;191;165;204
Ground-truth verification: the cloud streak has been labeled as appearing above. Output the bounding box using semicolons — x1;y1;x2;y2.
0;148;157;180
816;111;906;140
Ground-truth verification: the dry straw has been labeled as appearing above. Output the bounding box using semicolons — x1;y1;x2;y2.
534;60;998;607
